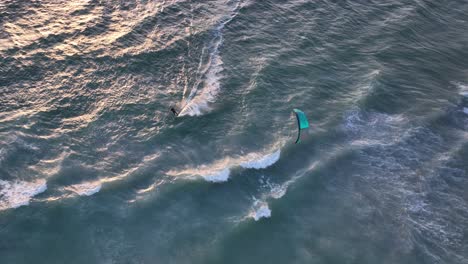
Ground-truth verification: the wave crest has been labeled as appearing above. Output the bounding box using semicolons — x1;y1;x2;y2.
64;181;102;196
0;179;47;210
240;150;280;169
167;149;280;182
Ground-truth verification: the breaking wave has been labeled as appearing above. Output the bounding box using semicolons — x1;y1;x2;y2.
167;148;280;182
0;179;47;211
64;181;102;196
240;150;280;169
202;168;231;183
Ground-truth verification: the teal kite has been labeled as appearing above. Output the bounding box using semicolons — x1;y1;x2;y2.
293;109;309;144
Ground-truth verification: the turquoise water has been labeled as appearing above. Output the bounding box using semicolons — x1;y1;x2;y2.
1;0;468;263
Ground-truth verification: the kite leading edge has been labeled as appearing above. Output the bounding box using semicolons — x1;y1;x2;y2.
293;109;309;144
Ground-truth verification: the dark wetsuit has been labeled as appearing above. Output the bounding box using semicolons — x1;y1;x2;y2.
170;107;179;116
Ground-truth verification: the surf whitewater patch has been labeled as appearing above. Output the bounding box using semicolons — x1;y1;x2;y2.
455;82;468;97
0;179;47;210
249;200;271;221
202;168;231;183
246;175;296;221
240;150;280;169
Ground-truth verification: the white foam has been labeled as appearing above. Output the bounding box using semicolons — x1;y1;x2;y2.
241;150;280;169
453;82;468;97
258;175;289;199
455;82;468;97
167;147;281;183
258;160;322;205
0;179;47;210
167;160;232;182
344;110;406;131
65;181;102;196
270;185;288;199
202;168;230;183
343;110;410;148
463;108;468;115
250;201;271;221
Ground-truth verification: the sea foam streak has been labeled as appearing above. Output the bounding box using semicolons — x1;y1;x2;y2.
0;179;47;210
344;110;408;147
179;1;242;116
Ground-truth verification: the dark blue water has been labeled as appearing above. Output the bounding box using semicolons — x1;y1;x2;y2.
1;0;468;263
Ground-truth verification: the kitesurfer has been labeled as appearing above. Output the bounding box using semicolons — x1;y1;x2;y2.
170;107;179;116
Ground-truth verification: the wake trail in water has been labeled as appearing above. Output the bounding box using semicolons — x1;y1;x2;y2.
179;0;242;116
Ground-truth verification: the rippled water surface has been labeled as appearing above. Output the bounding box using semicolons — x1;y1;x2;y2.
1;0;468;263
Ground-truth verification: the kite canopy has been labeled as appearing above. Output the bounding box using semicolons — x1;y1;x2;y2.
293;109;309;144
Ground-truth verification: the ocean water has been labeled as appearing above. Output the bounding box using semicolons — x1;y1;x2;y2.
1;0;468;263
